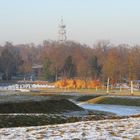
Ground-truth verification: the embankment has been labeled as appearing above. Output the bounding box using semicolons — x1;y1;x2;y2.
96;96;140;106
0;99;84;113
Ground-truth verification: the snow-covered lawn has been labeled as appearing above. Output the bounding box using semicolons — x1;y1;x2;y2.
0;117;140;140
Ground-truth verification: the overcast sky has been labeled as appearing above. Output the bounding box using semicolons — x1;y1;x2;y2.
0;0;140;46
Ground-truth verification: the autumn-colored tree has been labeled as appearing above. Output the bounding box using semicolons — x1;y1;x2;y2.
103;48;120;82
0;40;139;83
61;55;76;78
43;58;54;81
127;46;140;80
0;44;22;80
89;56;102;79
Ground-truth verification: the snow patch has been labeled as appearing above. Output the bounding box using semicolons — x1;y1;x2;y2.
0;117;140;139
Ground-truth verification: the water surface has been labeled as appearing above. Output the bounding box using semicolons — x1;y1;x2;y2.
80;103;140;116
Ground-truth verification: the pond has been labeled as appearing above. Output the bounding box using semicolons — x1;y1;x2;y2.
79;103;140;116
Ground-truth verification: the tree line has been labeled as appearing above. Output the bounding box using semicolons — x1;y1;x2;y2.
0;40;140;83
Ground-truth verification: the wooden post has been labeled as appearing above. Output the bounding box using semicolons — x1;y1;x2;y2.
120;86;122;92
96;86;98;91
120;83;122;92
131;81;133;94
107;77;109;93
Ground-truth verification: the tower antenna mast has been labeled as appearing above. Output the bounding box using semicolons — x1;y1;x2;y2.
58;18;67;42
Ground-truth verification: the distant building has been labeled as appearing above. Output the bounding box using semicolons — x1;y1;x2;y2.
32;64;43;80
0;72;3;80
133;80;140;89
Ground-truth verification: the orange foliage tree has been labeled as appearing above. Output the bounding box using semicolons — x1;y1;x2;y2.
55;79;101;89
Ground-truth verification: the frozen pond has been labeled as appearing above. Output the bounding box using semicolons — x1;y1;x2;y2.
79;103;140;116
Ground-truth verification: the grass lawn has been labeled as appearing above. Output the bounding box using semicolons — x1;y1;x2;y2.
96;96;140;106
31;87;140;97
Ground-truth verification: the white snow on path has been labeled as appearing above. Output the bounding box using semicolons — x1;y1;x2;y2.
0;117;140;140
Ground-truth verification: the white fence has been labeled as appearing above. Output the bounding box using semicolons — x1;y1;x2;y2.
0;84;55;91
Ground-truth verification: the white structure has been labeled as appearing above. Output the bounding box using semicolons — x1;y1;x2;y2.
58;18;67;42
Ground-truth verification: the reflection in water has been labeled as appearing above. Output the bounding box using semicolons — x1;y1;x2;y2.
79;104;140;116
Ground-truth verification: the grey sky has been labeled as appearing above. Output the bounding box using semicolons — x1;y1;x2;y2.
0;0;140;46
